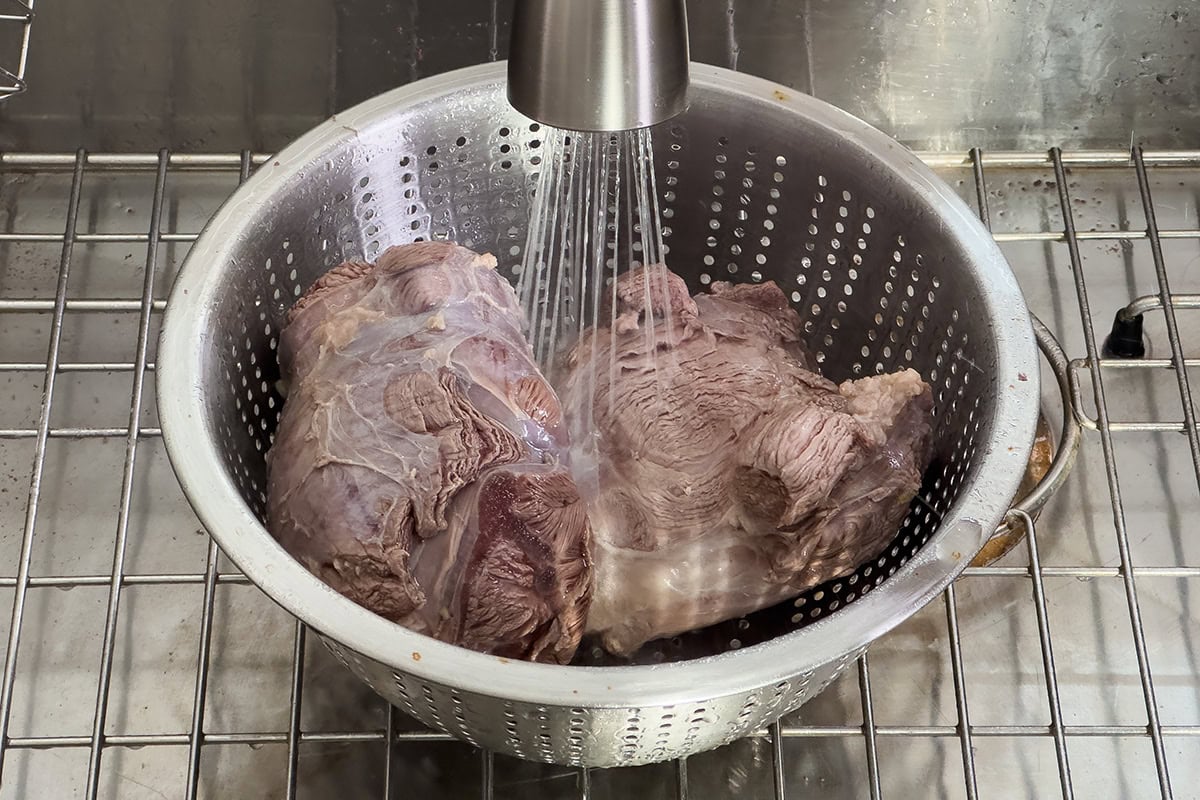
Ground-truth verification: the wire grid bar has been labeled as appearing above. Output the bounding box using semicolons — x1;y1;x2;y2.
184;149;252;800
0;0;33;98
4;149;1200;171
7;722;1200;751
13;228;1200;246
1068;359;1200;432
0;428;162;439
1051;148;1173;798
80;149;169;799
1;564;1198;592
969;149;1074;799
0;148;85;783
0;150;1198;799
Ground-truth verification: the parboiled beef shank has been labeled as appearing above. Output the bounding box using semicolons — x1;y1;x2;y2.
266;242;592;664
559;265;934;655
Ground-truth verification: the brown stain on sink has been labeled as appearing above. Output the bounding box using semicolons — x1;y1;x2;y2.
970;413;1055;567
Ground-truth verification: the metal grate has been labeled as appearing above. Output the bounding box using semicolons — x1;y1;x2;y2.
0;0;32;100
0;148;1198;798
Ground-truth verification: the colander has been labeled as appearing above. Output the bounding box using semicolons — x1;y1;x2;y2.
157;62;1040;767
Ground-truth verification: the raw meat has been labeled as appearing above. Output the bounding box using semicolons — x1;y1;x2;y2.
267;242;592;664
559;265;934;655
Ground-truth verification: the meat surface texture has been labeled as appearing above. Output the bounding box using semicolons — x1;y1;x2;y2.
267;242;592;664
559;265;934;655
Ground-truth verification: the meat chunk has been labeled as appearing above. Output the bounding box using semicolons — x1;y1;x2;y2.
267;242;592;664
559;265;933;655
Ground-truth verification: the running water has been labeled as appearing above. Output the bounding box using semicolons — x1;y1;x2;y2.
517;127;667;371
517;126;669;499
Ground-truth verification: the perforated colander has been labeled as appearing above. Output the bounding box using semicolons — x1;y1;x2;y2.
157;62;1040;767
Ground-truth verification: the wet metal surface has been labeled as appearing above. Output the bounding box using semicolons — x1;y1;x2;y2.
0;0;1198;795
1;149;1199;797
0;0;1197;152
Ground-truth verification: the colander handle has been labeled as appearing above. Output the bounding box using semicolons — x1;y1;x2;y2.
1005;315;1080;523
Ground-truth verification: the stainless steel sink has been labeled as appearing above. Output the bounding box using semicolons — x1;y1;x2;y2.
2;147;1198;800
1;0;1199;153
0;1;1198;798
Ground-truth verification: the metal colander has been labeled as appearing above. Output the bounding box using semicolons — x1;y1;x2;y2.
157;62;1040;767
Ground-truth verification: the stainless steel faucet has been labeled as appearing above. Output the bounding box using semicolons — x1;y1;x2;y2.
507;0;690;132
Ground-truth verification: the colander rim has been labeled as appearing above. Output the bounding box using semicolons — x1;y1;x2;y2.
157;61;1040;709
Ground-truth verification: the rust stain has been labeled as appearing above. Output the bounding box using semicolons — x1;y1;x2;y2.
951;551;962;561
773;89;789;101
498;657;510;664
412;651;421;661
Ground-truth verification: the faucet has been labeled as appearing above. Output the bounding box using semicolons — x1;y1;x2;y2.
506;0;690;132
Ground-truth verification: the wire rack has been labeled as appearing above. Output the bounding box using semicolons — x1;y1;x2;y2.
0;147;1198;799
0;0;32;100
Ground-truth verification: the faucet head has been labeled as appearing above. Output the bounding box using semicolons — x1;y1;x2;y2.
507;0;690;132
